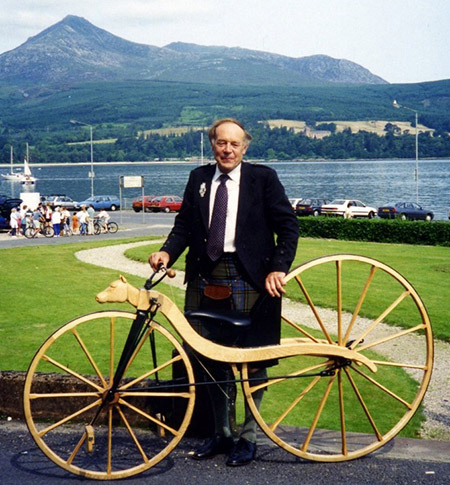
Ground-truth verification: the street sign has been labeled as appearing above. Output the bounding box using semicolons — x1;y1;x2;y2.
120;176;144;188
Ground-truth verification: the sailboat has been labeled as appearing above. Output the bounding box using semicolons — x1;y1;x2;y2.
1;144;37;184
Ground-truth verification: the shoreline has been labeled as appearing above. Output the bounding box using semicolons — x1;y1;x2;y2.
1;157;450;168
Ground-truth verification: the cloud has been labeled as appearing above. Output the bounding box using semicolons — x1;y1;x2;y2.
0;0;214;49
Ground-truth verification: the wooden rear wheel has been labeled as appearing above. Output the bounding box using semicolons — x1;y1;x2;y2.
242;254;433;462
23;311;195;480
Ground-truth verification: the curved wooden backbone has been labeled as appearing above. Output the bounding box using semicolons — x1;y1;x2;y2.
151;290;377;371
96;276;377;372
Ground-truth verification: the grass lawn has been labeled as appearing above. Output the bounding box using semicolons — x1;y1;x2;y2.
0;237;184;371
1;236;446;440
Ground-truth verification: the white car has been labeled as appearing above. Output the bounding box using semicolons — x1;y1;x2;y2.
321;199;377;219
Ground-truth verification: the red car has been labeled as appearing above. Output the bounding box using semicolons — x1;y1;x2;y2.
132;195;155;212
149;195;183;213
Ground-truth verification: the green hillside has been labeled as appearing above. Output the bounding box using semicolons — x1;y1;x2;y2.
0;79;449;163
1;79;449;132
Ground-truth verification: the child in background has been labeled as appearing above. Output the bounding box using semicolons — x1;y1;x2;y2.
72;211;79;235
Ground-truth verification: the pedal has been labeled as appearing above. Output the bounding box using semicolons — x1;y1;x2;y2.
85;425;95;453
156;413;166;438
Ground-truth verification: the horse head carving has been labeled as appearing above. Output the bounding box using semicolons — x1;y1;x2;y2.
96;276;141;308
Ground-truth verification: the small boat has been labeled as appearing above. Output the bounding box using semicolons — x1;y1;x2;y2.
1;144;37;184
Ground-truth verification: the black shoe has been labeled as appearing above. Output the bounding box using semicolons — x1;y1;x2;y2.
192;434;234;460
226;438;256;466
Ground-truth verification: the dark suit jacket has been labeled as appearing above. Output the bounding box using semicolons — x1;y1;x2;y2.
160;161;299;347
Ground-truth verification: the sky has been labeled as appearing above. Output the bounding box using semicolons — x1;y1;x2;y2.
0;0;449;84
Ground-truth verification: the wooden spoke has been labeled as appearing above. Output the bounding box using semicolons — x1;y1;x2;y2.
110;316;115;386
270;376;322;432
349;291;411;349
38;399;102;437
123;327;152;376
72;328;107;388
301;375;336;452
338;371;347;456
371;360;428;371
41;354;104;392
295;274;333;344
344;367;383;441
107;407;113;476
29;392;100;400
343;265;377;345
350;366;412;409
119;354;183;391
336;260;343;345
66;432;87;466
357;324;425;352
118;399;180;436
282;314;320;342
115;405;149;463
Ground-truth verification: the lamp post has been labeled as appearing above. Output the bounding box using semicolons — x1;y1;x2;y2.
393;100;419;204
70;119;95;198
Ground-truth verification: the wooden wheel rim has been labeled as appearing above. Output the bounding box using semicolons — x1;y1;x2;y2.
243;254;433;462
23;311;196;480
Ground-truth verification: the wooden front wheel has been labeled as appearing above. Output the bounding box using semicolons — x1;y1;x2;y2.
242;254;433;462
23;311;195;480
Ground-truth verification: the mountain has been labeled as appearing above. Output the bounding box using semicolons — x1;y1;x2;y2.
0;15;387;86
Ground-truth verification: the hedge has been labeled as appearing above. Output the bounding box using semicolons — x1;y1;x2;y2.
298;217;450;246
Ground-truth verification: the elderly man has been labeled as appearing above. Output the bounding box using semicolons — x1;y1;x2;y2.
149;118;298;466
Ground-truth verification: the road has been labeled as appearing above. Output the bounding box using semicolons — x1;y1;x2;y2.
0;211;175;248
0;420;449;485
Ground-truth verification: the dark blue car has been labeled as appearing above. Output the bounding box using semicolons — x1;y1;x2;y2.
0;214;10;230
296;198;331;217
377;202;434;221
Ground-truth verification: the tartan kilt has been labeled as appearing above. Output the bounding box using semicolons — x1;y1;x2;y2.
185;253;259;341
184;253;280;367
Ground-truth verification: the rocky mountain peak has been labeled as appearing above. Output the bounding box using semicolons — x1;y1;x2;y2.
0;16;387;85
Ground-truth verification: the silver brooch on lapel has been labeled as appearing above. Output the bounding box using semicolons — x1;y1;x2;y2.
199;183;207;198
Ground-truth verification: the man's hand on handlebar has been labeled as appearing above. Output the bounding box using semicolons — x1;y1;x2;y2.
148;251;170;273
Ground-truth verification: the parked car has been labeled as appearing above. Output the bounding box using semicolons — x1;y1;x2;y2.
0;197;22;216
132;195;155;212
296;198;331;217
378;202;434;221
288;198;302;211
0;214;11;230
148;195;183;213
0;197;22;231
321;199;377;218
44;195;79;210
78;195;120;211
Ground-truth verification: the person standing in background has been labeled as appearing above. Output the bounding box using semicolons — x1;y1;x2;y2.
52;207;61;237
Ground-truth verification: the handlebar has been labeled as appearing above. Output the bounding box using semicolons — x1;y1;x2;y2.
144;265;176;290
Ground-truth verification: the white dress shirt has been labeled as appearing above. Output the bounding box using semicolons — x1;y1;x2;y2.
209;163;241;253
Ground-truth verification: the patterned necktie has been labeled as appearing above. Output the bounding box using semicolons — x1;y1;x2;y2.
206;173;229;261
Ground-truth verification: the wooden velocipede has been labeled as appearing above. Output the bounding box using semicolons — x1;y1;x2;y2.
23;254;433;480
